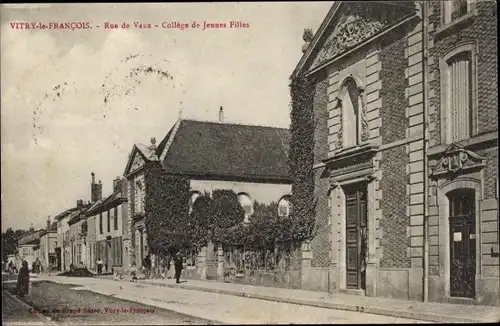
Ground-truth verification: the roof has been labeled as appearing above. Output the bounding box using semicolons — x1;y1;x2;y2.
84;183;127;217
157;119;291;181
67;204;91;225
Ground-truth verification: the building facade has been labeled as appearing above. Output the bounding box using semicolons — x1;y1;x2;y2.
68;200;91;268
291;1;498;306
87;177;129;274
39;218;58;272
123;114;293;281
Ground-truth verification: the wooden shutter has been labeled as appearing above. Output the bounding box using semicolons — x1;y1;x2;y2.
449;53;472;142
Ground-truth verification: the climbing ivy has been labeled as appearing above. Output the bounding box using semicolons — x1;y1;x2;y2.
144;162;191;256
288;73;317;243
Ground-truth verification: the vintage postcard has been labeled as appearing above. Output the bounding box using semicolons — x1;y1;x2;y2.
1;2;499;325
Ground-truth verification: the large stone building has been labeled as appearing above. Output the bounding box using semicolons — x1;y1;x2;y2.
123;109;292;280
39;218;58;272
291;1;498;306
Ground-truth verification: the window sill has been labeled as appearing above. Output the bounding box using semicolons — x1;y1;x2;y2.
435;10;478;41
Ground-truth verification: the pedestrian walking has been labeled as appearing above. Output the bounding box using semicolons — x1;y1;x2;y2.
96;258;104;275
16;260;30;297
142;254;152;279
174;252;183;284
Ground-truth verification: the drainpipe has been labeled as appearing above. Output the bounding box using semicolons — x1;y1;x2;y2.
422;0;430;303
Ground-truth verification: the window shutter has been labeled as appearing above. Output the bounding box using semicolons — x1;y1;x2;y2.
449;54;471;142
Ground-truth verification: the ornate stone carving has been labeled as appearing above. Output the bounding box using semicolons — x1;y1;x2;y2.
302;29;314;53
431;143;487;177
130;153;145;172
311;3;415;69
334;97;343;150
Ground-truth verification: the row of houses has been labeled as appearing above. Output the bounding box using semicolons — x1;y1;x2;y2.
14;1;498;307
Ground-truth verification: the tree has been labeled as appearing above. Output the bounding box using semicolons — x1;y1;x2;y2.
210;189;246;246
187;192;212;249
2;228;28;263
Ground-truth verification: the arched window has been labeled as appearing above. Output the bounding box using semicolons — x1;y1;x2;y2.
237;193;254;217
278;195;292;217
188;191;201;214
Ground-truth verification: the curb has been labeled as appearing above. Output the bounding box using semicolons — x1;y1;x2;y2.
141;280;489;324
3;290;57;325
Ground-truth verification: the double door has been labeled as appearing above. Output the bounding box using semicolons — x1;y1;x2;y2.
345;183;368;290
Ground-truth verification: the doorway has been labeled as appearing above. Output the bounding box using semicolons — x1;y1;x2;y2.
448;189;476;298
344;183;368;290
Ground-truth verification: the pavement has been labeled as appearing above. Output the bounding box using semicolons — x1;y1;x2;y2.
35;275;428;324
138;277;500;324
2;290;55;326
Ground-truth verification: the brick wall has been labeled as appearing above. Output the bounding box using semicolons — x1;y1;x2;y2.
380;34;408;144
428;1;498;145
480;146;499;199
311;74;331;268
378;29;412;269
379;146;411;268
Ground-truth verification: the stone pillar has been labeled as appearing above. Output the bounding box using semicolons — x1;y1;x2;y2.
301;241;312;288
197;246;207;280
217;244;225;281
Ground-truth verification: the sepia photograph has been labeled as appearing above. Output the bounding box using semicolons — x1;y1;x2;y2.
1;1;499;325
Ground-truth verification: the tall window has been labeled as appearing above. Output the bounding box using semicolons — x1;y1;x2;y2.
441;44;476;144
135;179;144;214
443;0;476;24
114;207;118;230
278;195;292;217
340;78;362;148
99;213;103;234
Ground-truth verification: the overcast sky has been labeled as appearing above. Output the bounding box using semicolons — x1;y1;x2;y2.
1;2;332;231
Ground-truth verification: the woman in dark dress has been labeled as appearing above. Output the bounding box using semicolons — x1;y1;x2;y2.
16;260;30;297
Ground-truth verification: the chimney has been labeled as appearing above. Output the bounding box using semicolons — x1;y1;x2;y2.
46;216;51;230
113;177;121;192
219;106;224;123
76;199;84;208
91;174;103;203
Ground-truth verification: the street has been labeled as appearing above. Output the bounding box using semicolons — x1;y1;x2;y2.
0;275;431;324
2;280;215;325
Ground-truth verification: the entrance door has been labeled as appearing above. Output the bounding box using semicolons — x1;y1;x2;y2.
345;183;368;290
55;248;61;271
448;189;476;298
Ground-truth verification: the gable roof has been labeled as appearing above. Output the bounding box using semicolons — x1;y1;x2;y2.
157;119;291;181
84;182;127;217
291;1;417;79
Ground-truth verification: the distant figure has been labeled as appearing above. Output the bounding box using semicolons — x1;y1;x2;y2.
8;261;13;274
34;257;41;274
173;252;183;284
96;258;104;275
16;261;30;297
129;262;138;282
142;254;152;279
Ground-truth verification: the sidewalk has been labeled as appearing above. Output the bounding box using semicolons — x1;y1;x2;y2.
37;275;428;324
2;290;56;325
138;277;500;323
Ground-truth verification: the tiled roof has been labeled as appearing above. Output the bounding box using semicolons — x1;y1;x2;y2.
157;119;291;181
